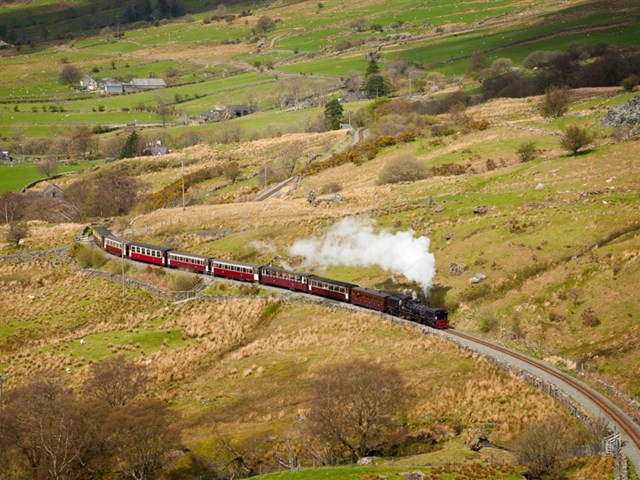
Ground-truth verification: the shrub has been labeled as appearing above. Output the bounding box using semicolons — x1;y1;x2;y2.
621;74;639;92
560;125;592;154
170;273;199;291
74;244;107;268
582;308;600;327
516;141;540;162
541;86;569;118
476;307;499;333
319;182;342;194
377;154;428;185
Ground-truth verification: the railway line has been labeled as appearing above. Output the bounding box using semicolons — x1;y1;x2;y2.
445;329;640;471
82;231;640;471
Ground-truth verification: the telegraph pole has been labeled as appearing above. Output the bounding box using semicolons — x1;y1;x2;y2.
181;157;186;211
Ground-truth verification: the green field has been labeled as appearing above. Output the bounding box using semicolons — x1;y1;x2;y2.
0;161;98;194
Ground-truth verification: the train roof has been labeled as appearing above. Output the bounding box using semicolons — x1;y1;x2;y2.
167;250;211;261
308;275;357;289
211;258;261;269
128;240;172;252
260;265;310;276
93;226;112;238
352;286;391;298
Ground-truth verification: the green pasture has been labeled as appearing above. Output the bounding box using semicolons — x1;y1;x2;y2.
0;160;98;194
121;20;253;46
61;322;185;363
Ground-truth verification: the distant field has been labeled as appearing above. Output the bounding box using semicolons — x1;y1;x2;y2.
0;161;98;194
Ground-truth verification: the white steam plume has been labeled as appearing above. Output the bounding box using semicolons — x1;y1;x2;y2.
289;217;436;294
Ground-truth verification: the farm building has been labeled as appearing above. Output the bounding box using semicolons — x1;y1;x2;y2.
125;78;167;91
142;140;170;156
79;77;98;91
201;105;257;122
41;184;64;199
339;90;368;103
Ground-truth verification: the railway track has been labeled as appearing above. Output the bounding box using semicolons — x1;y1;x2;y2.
446;329;640;469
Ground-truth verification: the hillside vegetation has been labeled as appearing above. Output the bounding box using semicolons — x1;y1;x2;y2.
1;0;639;479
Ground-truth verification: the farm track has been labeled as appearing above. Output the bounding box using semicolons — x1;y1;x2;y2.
446;329;640;469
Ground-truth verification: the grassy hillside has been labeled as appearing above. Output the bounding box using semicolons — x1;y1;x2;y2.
1;1;639;478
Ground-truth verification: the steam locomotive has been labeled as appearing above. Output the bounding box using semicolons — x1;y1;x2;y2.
92;227;448;329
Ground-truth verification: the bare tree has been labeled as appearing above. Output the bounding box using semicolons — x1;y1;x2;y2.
1;378;91;480
108;399;177;480
64;168;143;220
280;77;307;109
70;125;95;160
278;141;306;177
36;157;60;178
307;359;410;462
84;355;148;408
0;192;26;224
513;416;578;480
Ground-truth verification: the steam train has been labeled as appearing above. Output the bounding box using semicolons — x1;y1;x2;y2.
92;227;449;329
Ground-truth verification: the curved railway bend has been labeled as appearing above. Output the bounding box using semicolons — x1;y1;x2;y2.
76;238;640;471
438;328;640;471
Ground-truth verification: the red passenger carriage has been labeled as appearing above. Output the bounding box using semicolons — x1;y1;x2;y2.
308;275;356;302
128;241;170;266
212;259;260;282
167;250;210;273
259;266;310;292
350;287;391;312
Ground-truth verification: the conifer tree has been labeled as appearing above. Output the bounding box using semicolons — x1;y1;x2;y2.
119;130;139;159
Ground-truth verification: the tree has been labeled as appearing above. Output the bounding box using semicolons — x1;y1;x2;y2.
514;417;578;480
254;15;275;33
1;378;91;480
65;168;143;219
70;125;95;160
109;399;177;480
0;192;26;224
349;17;367;32
36;157;59;178
59;64;83;86
621;74;639;92
560;125;593;154
377;154;429;185
120;130;141;159
155;103;175;127
365;59;380;77
324;99;344;130
307;359;410;462
5;221;29;247
84;355;148;408
170;0;184;17
223;161;242;183
157;0;170;18
364;74;388;98
466;51;487;78
541;86;569;118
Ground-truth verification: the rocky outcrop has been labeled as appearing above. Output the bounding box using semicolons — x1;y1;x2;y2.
603;94;640;127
